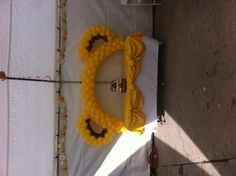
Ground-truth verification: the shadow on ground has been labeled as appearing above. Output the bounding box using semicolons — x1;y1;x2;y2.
111;139;209;176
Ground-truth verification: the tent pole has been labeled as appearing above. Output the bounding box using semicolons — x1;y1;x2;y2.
0;71;111;84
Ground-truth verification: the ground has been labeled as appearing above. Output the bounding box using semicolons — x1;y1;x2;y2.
154;0;236;175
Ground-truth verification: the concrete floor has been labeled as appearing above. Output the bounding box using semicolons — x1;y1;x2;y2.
154;0;236;175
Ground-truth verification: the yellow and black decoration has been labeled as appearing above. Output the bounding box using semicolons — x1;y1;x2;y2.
77;25;146;147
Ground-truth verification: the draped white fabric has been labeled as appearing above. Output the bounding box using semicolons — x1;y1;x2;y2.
64;1;158;176
0;0;158;176
0;1;56;176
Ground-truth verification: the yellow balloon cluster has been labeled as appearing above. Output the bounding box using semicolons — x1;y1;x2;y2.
77;25;126;147
77;113;116;147
78;25;117;61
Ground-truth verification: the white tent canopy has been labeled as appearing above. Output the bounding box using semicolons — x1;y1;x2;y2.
0;1;158;176
0;1;56;175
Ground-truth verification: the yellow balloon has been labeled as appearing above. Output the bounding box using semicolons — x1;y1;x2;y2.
77;25;136;147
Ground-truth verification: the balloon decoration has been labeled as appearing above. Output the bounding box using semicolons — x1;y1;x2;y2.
77;25;145;147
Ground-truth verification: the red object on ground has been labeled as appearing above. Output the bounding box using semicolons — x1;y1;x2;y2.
148;132;159;168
